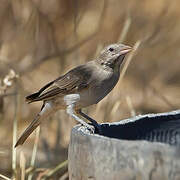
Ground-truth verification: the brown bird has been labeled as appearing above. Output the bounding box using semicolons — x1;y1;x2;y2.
15;43;132;147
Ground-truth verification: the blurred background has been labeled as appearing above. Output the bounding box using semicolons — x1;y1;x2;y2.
0;0;180;179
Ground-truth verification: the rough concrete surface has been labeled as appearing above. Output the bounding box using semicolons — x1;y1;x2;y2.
68;110;180;180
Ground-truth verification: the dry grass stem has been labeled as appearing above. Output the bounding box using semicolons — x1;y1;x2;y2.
28;126;40;180
42;160;68;179
12;84;20;177
118;40;141;86
59;171;69;180
118;16;131;43
0;174;11;180
20;151;26;180
110;101;121;116
126;96;136;116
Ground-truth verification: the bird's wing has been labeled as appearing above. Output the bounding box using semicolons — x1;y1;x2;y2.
26;65;92;102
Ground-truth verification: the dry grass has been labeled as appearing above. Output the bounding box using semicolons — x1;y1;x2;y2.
0;0;180;179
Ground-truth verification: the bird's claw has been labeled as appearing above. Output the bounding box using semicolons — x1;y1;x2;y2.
78;123;95;134
86;123;95;133
89;121;102;135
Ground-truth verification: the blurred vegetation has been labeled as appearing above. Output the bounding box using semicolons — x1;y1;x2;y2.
0;0;180;179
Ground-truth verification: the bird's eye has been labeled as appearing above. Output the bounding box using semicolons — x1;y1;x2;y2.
109;47;114;52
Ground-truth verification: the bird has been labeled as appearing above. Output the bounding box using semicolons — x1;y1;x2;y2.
15;43;132;147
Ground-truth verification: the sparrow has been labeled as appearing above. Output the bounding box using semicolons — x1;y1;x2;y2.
15;43;132;147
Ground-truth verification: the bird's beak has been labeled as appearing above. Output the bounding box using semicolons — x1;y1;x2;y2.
120;45;132;55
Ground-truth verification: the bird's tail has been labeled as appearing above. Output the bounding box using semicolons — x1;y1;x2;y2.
15;114;41;147
25;92;40;103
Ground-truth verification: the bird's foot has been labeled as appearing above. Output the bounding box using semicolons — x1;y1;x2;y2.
85;123;95;133
89;121;102;135
76;109;102;135
78;123;95;134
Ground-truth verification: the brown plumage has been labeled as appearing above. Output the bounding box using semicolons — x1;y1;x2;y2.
26;65;92;103
15;43;132;147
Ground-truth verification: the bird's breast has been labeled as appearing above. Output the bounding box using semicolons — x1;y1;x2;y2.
77;69;119;108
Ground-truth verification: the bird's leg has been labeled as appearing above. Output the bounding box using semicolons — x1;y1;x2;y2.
64;94;94;132
76;109;102;134
66;104;94;132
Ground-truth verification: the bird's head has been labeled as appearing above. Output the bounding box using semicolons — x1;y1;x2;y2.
97;43;132;71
